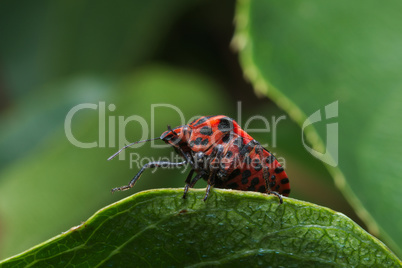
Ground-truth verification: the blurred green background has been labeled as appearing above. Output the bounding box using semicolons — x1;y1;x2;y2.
0;0;401;260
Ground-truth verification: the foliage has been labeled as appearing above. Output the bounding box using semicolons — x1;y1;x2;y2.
0;0;401;265
234;0;402;256
1;189;400;267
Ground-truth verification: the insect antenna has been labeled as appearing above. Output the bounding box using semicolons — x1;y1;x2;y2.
107;137;160;160
167;125;178;136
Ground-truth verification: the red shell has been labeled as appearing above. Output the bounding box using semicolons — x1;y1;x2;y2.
161;115;290;197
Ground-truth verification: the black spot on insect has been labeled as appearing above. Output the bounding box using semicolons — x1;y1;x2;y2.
225;151;233;159
200;126;213;136
222;134;231;143
194;137;202;145
218;118;233;132
253;159;262;171
201;138;209;146
281;178;289;184
251;177;259;186
254;144;263;154
258;185;266;193
239;142;254;157
270;175;276;181
227;182;239;189
189;140;195;147
265;155;276;164
233;137;243;147
242;149;252;162
241;170;252;184
242;170;252;178
275;185;280;191
275;166;284;174
282;189;291;195
254;164;262;171
247;185;255;191
191;116;214;126
269;181;276;188
227;169;241;181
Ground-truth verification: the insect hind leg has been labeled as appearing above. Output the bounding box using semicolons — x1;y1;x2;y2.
268;190;283;204
256;144;283;205
203;144;224;201
111;160;187;193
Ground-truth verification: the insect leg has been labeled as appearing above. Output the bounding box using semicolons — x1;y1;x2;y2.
268;190;283;204
182;169;195;199
184;169;195;185
111;160;187;193
182;170;206;199
204;144;224;201
189;171;207;187
257;145;283;204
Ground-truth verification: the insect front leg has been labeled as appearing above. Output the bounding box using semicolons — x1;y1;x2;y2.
182;169;194;199
190;170;207;188
111;160;187;193
182;151;208;198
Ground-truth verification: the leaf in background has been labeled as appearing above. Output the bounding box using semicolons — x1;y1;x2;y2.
1;189;400;267
0;0;197;98
0;77;114;171
234;0;402;257
0;65;231;259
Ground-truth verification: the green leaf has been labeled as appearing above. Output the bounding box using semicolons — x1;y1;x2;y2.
234;0;402;257
1;189;400;267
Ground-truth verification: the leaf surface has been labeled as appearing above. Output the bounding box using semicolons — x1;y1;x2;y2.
1;189;400;267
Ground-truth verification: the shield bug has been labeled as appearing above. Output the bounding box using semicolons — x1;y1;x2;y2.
109;115;290;203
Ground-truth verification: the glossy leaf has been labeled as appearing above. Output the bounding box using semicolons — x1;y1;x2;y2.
1;189;400;267
234;0;402;256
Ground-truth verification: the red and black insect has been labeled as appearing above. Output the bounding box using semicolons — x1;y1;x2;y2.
109;115;290;203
